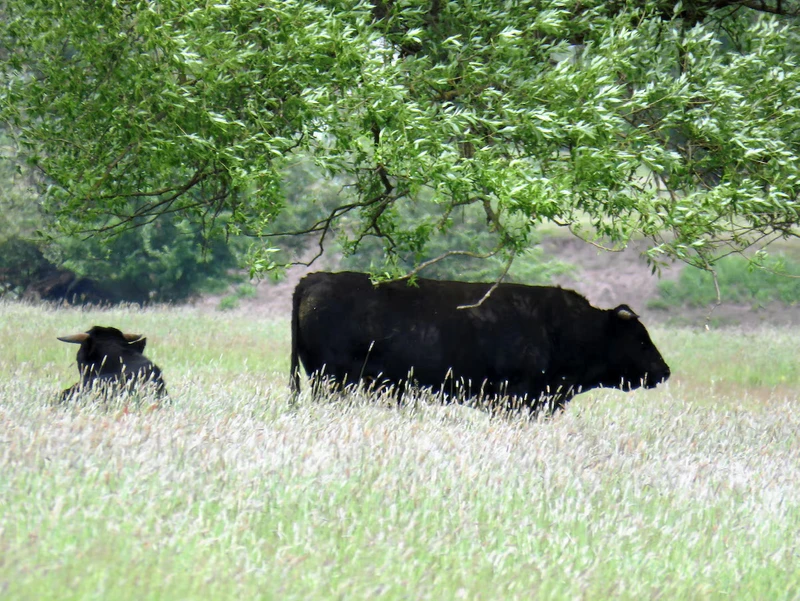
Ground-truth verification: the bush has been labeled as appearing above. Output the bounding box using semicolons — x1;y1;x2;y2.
1;124;246;304
0;205;244;304
53;219;242;304
216;283;258;311
0;237;50;295
2;141;569;304
652;254;800;309
217;295;240;311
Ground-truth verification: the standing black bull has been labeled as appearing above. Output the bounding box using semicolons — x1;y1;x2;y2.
290;272;670;412
59;326;167;401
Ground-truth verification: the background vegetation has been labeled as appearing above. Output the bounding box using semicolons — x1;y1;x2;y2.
652;254;800;310
0;135;244;303
272;159;576;283
1;154;573;303
1;301;799;600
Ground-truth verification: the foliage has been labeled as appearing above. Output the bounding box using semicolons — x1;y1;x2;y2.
0;132;46;290
0;180;243;303
336;203;575;283
0;237;49;295
216;282;258;311
2;126;244;303
3;1;800;279
216;295;240;312
271;158;574;282
0;143;60;297
53;218;241;303
652;254;800;309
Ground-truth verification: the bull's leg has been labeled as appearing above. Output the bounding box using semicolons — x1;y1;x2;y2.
309;372;329;400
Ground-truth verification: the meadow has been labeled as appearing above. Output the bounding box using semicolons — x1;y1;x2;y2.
1;300;800;600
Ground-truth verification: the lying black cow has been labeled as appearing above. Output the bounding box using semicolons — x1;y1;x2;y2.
290;271;670;412
59;325;167;401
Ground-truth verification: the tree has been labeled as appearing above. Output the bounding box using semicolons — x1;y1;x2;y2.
1;130;243;302
271;157;574;282
2;0;800;281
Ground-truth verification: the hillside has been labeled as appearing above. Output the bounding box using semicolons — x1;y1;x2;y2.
197;235;800;328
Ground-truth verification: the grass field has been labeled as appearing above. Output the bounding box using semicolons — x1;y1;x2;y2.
2;301;800;600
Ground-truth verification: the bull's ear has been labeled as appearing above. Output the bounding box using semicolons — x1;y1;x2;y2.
613;305;639;320
128;337;147;353
58;333;89;344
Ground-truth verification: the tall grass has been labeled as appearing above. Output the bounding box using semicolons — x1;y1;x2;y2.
1;301;800;600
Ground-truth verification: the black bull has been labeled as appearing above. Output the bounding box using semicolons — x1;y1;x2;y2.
59;325;167;401
290;272;670;412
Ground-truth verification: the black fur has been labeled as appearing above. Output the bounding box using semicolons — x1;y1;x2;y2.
290;272;670;412
59;326;167;402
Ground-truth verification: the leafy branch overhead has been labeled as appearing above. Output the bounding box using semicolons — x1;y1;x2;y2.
2;0;800;276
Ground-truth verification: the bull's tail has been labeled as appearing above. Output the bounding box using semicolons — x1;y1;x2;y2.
290;284;302;395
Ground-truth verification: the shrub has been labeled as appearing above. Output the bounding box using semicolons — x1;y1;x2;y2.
217;295;240;311
652;254;800;309
0;211;244;304
53;218;242;304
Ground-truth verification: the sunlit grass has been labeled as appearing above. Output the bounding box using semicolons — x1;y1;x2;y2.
1;301;290;391
659;326;800;398
2;301;800;599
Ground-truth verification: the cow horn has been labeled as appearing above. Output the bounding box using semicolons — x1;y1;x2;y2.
614;305;639;320
58;333;90;344
123;333;144;343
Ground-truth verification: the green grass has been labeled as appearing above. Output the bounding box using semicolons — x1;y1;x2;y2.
2;301;800;599
217;283;260;311
651;254;800;310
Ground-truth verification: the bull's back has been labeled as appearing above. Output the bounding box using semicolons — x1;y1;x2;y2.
292;272;554;388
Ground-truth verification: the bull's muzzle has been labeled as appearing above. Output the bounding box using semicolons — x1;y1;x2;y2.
645;366;671;388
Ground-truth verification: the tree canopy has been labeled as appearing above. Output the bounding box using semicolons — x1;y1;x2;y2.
2;0;800;279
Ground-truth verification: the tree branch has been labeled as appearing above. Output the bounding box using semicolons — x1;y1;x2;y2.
732;0;800;16
457;251;516;310
91;167;223;234
567;225;627;252
391;247;502;282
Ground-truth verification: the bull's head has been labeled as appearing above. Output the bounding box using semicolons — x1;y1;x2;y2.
58;330;143;344
609;305;671;390
59;329;146;354
58;326;166;403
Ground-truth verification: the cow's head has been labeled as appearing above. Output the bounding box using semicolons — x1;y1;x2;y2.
59;326;146;378
58;326;167;403
604;305;670;390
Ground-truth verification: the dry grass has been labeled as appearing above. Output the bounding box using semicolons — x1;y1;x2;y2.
1;301;800;600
